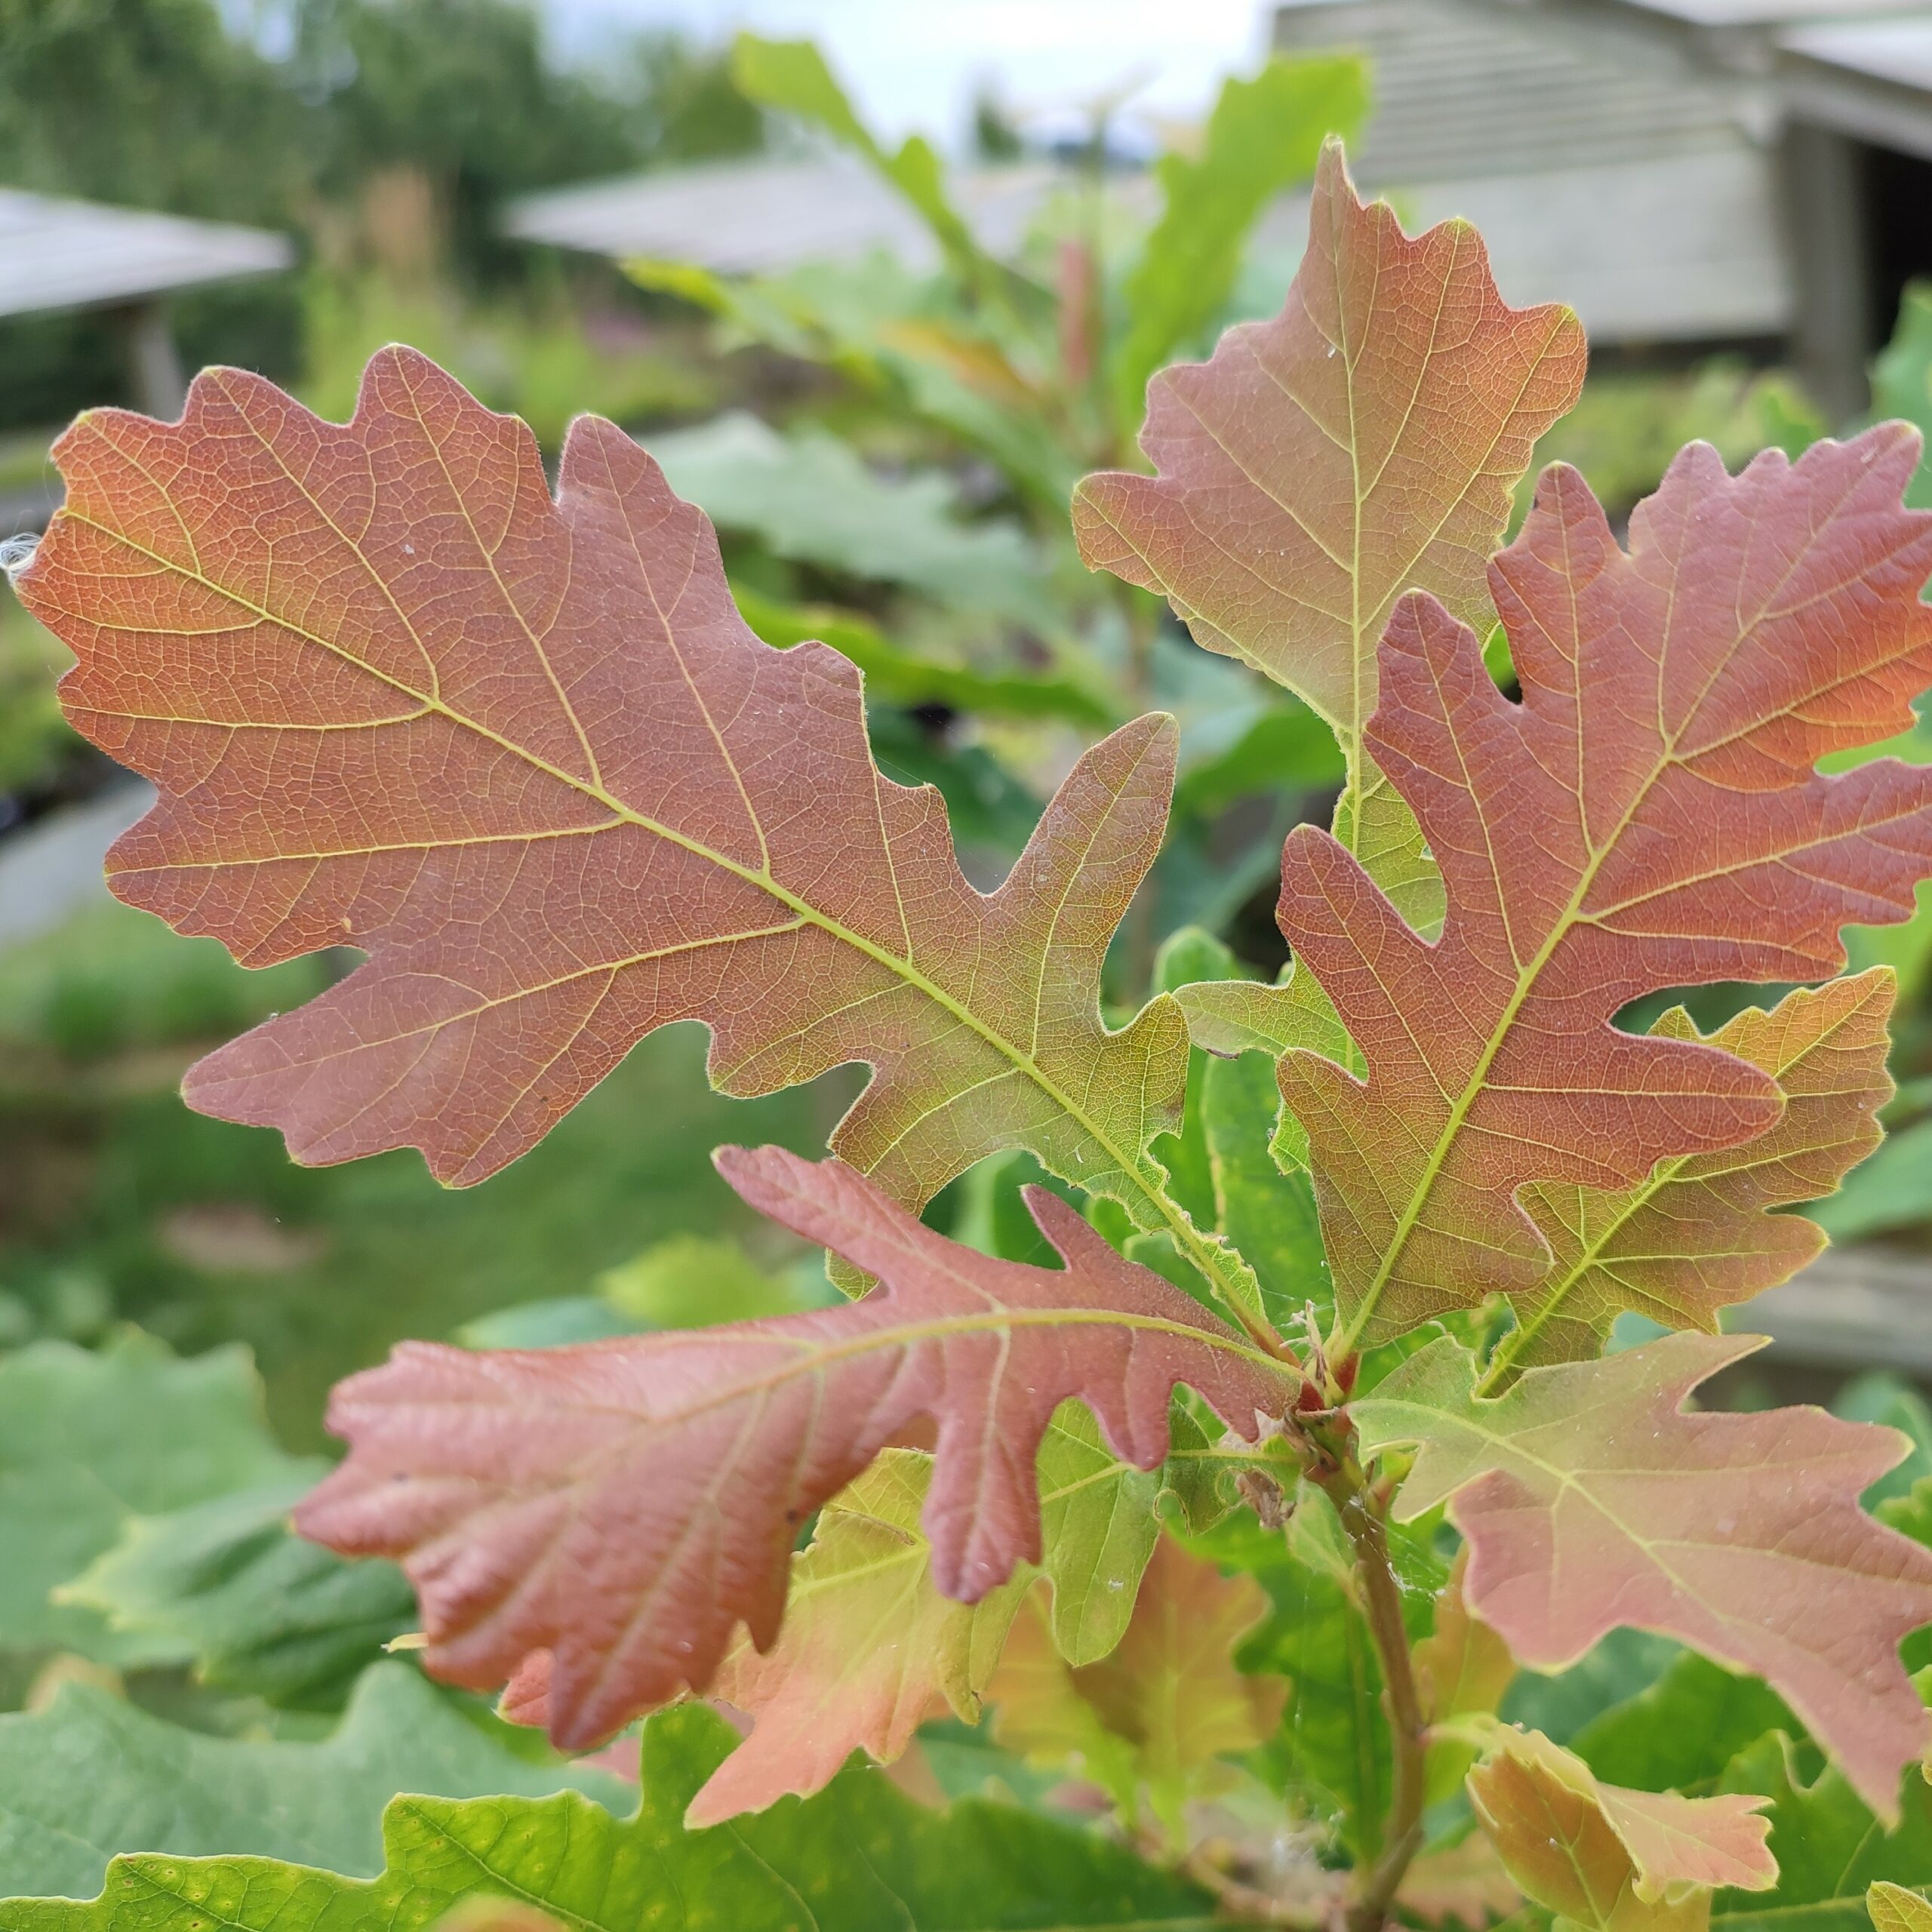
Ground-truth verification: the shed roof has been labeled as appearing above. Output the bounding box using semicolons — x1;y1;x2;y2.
506;153;1079;278
1777;16;1932;158
0;191;293;321
1605;0;1921;26
1784;12;1932;81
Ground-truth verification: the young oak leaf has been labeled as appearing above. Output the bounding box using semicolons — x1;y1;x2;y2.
505;1420;1180;1826
1417;1548;1518;1804
1501;971;1894;1371
16;349;1214;1281
1280;435;1932;1345
1075;139;1585;928
1466;1723;1775;1932
1416;1551;1515;1733
295;1146;1295;1754
990;1534;1286;1844
1355;1332;1932;1819
663;1451;1029;1827
493;1454;1030;1823
1064;1535;1287;1817
1871;1883;1932;1932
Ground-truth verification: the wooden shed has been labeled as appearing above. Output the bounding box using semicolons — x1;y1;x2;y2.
1274;0;1932;415
0;191;293;419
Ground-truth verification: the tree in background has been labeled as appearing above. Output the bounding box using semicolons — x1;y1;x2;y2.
0;0;766;425
0;0;299;225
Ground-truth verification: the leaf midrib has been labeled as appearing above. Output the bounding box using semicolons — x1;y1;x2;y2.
402;1303;1286;1447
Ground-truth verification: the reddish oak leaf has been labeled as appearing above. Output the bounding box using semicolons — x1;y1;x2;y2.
1355;1332;1932;1819
493;1452;1032;1824
17;349;1224;1289
1466;1724;1774;1932
1501;970;1894;1371
1075;139;1585;924
296;1146;1294;1751
1278;436;1932;1344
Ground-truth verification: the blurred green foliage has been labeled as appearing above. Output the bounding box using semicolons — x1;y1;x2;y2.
296;275;719;453
1873;281;1932;508
629;35;1371;979
1519;359;1825;522
0;595;72;804
0;0;764;259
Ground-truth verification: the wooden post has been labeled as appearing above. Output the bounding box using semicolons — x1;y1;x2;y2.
110;298;188;420
1780;119;1873;424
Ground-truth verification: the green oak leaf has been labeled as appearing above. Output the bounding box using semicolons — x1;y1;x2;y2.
1036;1403;1166;1667
1872;1884;1932;1932
0;1335;297;1663
60;1472;415;1711
1571;1653;1795;1797
1174;1487;1443;1858
1713;1729;1932;1932
1252;1550;1392;1853
0;1662;628;1904
1500;1630;1688;1749
1204;1048;1331;1334
1;1704;1221;1930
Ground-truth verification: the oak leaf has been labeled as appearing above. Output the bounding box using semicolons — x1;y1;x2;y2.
1397;1831;1523;1930
0;1705;1221;1932
1076;139;1585;926
1416;1550;1515;1732
1466;1724;1774;1932
1504;971;1894;1369
17;350;1229;1298
522;1411;1183;1826
1355;1332;1932;1817
296;1147;1294;1751
1718;1723;1932;1927
679;1451;1029;1826
1278;437;1932;1343
1417;1548;1517;1803
1871;1883;1932;1932
990;1534;1284;1844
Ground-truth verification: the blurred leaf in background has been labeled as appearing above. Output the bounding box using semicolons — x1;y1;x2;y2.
1873;281;1932;508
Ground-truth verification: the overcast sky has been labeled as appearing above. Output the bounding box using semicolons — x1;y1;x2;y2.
552;0;1275;149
